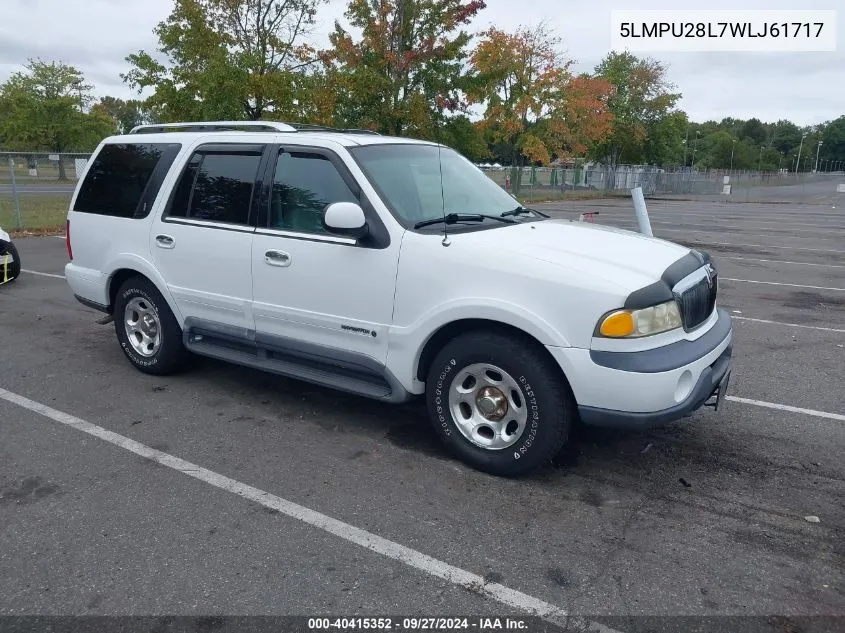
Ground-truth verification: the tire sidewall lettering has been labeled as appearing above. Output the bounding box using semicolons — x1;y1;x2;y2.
119;287;161;367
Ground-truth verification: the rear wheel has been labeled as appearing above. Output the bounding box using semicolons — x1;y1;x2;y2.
425;330;574;476
113;276;188;375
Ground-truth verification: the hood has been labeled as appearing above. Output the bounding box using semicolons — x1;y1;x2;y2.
455;219;692;291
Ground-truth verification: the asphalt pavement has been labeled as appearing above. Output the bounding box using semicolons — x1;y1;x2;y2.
0;199;843;633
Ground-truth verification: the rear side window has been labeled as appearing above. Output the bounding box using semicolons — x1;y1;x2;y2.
167;149;262;225
74;143;180;218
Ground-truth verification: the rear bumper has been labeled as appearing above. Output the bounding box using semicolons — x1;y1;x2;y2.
548;308;733;428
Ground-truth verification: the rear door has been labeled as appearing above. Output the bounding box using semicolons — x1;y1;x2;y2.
149;141;269;333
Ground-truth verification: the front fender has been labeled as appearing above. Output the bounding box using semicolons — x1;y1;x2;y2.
387;297;571;394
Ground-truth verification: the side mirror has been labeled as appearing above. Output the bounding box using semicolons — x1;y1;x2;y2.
322;202;368;239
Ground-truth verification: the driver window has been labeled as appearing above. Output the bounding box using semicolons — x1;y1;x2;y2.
270;152;358;234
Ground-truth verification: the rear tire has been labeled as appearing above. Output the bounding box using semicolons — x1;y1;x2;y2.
425;330;574;476
113;276;188;375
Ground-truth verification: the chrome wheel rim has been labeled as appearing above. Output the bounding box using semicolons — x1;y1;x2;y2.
448;363;528;450
124;297;161;357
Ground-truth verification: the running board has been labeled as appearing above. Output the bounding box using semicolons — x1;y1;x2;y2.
184;329;396;401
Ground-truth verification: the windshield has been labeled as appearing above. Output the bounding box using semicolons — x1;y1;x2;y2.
350;144;523;227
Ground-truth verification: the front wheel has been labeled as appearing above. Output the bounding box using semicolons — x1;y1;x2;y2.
425;330;574;476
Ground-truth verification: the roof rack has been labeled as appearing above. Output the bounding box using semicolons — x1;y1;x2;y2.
128;121;297;134
127;121;381;136
287;123;381;136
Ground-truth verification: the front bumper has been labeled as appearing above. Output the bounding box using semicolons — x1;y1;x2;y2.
548;308;733;429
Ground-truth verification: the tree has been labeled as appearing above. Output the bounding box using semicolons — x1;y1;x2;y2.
91;97;155;134
470;24;613;192
324;0;485;136
439;115;489;161
123;0;321;122
739;117;766;145
820;116;845;164
0;60;113;178
593;51;681;166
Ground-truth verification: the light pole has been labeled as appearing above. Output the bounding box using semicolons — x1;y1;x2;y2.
795;132;807;173
691;131;701;170
729;139;737;174
683;128;689;167
814;140;823;172
758;146;765;172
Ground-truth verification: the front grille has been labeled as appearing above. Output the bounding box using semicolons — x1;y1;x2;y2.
678;273;717;330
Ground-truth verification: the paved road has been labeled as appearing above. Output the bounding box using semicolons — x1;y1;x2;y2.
0;201;843;632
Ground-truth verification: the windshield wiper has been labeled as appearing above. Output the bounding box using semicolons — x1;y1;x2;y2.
501;206;549;218
414;213;516;229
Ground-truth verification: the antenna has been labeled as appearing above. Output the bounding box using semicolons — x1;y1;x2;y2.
436;141;449;247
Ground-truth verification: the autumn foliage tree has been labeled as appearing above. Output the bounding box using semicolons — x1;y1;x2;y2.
123;0;320;122
469;24;613;192
324;0;486;137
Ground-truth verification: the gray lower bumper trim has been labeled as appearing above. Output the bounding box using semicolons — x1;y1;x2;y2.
590;308;732;373
578;342;733;429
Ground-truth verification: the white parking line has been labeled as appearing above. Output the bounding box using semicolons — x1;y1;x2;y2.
53;235;66;239
732;316;845;333
719;257;845;269
0;387;618;633
22;269;65;279
721;278;845;292
726;396;845;422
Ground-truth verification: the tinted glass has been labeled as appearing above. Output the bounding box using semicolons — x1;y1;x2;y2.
74;143;177;218
167;154;202;219
185;152;262;224
270;152;357;234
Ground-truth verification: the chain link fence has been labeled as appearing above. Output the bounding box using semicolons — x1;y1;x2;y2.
1;152;90;232
479;164;845;206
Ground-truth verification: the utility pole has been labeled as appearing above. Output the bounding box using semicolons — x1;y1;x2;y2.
814;140;823;172
795;132;807;173
758;146;764;172
691;131;701;170
729;139;736;174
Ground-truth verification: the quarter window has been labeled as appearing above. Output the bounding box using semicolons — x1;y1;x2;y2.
269;152;358;234
168;150;262;225
74;143;179;218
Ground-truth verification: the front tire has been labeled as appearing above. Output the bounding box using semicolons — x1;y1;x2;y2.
425;330;574;476
113;276;188;375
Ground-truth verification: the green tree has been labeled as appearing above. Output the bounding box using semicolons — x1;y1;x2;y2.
0;60;113;178
593;51;681;166
739;117;766;145
439;115;488;161
324;0;486;137
123;0;321;122
820;116;845;165
91;96;155;134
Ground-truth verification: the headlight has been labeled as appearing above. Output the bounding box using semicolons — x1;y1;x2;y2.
597;300;682;338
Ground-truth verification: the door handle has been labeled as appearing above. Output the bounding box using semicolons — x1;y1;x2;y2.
264;250;291;267
155;234;175;249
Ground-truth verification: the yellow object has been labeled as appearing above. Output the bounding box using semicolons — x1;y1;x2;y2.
599;311;635;337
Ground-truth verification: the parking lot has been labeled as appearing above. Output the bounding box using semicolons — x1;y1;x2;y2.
1;198;843;632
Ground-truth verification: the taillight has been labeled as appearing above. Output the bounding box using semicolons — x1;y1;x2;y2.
66;219;73;261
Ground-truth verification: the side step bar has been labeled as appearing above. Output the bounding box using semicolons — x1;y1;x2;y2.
183;327;407;402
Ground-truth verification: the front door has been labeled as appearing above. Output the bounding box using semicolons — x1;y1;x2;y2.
250;146;400;364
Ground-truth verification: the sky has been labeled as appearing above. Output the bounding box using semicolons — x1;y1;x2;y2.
0;0;842;126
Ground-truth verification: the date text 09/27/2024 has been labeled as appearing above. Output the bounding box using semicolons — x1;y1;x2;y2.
307;617;531;631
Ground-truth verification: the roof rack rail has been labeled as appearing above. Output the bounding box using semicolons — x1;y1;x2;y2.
128;121;297;134
287;123;381;136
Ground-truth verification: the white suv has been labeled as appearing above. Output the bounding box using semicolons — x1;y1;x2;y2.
65;121;733;476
